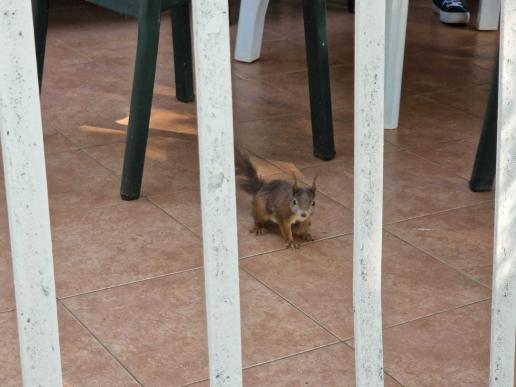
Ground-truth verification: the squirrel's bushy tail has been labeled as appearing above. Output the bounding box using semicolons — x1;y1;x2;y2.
234;147;264;195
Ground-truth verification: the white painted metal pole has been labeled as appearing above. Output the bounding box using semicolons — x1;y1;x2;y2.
0;1;63;386
191;0;243;386
353;0;386;385
477;0;501;31
489;1;516;385
384;0;408;130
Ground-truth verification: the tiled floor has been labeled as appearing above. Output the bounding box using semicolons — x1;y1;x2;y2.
0;0;500;386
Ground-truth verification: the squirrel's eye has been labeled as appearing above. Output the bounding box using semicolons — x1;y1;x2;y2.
292;199;297;206
312;201;316;206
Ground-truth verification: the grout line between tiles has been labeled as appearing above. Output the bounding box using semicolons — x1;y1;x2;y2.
58;265;203;301
380;298;492;335
147;196;203;239
384;229;492;290
403;148;487;183
180;342;343;387
240;267;342;341
77;148;120;177
59;300;143;386
384;370;407;387
383;199;494;226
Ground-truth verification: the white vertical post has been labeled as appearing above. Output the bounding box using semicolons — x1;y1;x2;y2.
477;0;501;31
191;0;243;386
353;0;386;385
0;1;63;386
489;1;516;385
384;0;408;130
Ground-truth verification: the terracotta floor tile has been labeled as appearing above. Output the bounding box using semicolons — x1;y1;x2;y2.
45;150;121;213
301;150;492;223
42;39;93;69
0;150;121;219
386;202;494;286
63;270;336;386
381;301;491;387
43;61;130;96
424;83;491;119
235;109;398;172
0;230;14;313
84;136;200;197
233;76;310;122
401;48;493;97
410;138;480;180
50;199;202;297
233;39;342;79
241;233;489;339
43;129;79;155
41;89;130;148
151;178;353;258
384;95;483;149
191;343;402;387
262;64;355;109
1;198;203;307
0;306;138;386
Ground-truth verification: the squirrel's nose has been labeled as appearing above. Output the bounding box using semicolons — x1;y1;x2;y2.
301;213;307;218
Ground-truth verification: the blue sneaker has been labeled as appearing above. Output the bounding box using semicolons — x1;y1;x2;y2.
432;0;470;24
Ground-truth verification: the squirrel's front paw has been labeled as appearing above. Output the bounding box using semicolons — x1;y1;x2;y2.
286;240;300;249
301;233;314;242
250;226;267;235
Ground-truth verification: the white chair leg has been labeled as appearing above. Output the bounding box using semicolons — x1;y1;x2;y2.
234;0;270;62
384;0;408;130
477;0;501;30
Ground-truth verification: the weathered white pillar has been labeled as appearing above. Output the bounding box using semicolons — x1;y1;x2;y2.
0;1;63;386
489;1;516;385
353;0;386;385
191;0;243;385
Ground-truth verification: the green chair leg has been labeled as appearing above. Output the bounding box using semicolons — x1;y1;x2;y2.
302;0;336;161
469;54;498;192
120;2;162;201
171;3;194;102
32;0;49;91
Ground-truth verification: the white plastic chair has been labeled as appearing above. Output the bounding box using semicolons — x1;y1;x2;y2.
234;0;501;129
234;0;409;129
477;0;501;30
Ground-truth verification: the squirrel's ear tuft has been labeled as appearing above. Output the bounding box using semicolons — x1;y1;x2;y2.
292;173;299;194
311;174;318;193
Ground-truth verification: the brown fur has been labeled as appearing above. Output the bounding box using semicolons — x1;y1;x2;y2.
235;149;317;249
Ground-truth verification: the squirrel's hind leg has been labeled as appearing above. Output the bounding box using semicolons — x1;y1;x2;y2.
250;196;269;236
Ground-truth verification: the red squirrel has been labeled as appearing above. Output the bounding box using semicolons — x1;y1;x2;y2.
235;148;317;249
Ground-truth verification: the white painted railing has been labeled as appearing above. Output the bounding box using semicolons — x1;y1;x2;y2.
191;0;244;385
353;0;386;385
1;1;515;387
0;1;63;385
489;1;516;385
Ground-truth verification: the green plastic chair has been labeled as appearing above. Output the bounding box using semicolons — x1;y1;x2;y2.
32;0;194;201
470;53;498;192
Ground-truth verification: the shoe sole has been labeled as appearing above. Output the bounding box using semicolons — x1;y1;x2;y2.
432;3;470;24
